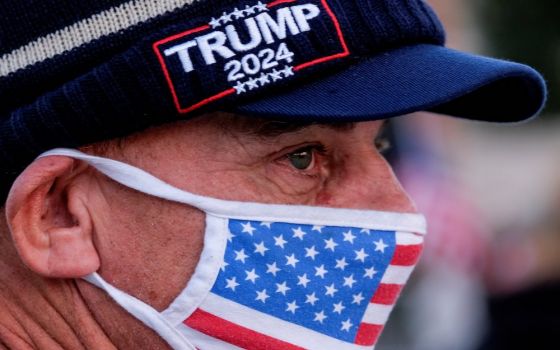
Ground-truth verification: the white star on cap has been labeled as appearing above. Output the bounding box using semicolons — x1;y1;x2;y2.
244;4;256;15
254;1;269;12
245;269;260;283
232;7;246;19
281;66;294;77
256;289;269;303
209;17;222;28
374;239;389;253
220;11;233;23
269;69;283;82
234;80;247;94
246;78;259;90
257;72;270;86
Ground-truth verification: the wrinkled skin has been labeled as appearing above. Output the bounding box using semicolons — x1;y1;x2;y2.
0;112;415;349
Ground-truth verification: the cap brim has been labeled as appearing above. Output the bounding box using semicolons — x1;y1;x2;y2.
233;44;547;123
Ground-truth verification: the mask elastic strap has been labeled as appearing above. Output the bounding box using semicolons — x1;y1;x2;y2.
84;273;197;350
40;148;219;211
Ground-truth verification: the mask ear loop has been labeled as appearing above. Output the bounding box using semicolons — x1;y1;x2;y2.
38;149;197;349
84;273;197;350
39;148;215;209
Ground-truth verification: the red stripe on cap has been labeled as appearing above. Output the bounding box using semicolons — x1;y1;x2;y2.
355;323;383;346
390;244;423;266
371;283;403;305
180;88;236;114
153;24;211;113
267;0;297;7
185;309;305;350
294;0;350;71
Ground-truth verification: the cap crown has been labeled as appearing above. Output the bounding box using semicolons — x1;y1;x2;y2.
0;0;445;200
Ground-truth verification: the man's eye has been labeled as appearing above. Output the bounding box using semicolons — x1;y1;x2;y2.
287;147;315;170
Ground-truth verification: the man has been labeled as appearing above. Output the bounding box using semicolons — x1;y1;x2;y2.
0;0;546;349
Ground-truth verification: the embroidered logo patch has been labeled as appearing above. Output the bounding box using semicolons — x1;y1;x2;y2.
153;0;349;114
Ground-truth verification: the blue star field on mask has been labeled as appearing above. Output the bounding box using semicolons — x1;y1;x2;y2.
211;220;397;342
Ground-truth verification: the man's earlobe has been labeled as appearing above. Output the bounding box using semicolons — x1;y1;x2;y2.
5;156;100;278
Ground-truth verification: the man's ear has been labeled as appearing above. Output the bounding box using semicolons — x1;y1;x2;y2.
5;155;100;278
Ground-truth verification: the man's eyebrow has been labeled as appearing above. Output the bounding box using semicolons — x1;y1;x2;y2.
247;120;356;138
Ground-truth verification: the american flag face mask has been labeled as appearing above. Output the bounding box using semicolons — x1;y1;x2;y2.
41;149;427;350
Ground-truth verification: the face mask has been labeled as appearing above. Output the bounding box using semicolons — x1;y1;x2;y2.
41;148;427;350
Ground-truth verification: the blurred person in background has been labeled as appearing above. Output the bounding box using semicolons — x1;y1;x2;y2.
473;1;560;349
478;176;560;350
377;1;560;349
377;115;491;350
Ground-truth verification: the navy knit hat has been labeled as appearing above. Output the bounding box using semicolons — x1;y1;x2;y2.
0;0;547;202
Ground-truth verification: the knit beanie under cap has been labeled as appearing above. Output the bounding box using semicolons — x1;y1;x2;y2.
0;0;547;202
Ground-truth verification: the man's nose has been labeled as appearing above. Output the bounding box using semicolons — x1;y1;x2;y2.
321;151;417;213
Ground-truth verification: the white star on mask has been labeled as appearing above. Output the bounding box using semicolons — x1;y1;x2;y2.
286;300;299;314
255;289;269;303
315;265;328;278
374;239;389;253
254;241;269;256
305;246;319;260
292;227;306;240
234;249;249;263
241;222;256;235
276;281;291;295
245;269;259;283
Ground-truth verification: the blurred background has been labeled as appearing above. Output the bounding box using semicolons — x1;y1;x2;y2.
379;1;560;349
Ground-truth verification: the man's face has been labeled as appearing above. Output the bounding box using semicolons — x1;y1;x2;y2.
68;112;416;316
103;113;414;209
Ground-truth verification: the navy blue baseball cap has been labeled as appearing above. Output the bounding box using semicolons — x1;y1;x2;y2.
0;0;547;200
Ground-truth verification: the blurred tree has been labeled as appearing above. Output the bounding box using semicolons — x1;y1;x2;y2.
476;0;560;117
